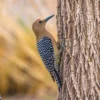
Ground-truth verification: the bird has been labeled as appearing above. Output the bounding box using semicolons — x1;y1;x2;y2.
32;15;62;91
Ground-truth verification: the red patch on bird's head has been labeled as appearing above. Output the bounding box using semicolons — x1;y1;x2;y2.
36;19;41;21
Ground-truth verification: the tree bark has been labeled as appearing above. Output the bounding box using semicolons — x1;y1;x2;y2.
57;0;100;100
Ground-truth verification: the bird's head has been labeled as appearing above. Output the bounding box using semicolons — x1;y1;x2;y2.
32;15;54;34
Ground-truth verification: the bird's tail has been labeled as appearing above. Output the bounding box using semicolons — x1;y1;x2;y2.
54;68;62;91
50;74;55;82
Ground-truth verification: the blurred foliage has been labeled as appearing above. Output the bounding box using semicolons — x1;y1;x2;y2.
0;0;57;97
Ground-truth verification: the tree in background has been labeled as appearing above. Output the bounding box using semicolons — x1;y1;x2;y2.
57;0;100;100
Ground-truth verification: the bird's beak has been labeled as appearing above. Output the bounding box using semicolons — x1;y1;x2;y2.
44;15;54;22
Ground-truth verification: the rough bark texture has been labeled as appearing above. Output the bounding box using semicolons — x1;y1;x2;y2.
57;0;100;100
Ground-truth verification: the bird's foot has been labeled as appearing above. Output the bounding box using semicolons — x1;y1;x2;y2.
57;39;65;55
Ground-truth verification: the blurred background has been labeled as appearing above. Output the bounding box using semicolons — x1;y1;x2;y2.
0;0;57;100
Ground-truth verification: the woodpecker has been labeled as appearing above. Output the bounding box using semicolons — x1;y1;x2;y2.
32;15;62;91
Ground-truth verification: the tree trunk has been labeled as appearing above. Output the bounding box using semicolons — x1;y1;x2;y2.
57;0;100;100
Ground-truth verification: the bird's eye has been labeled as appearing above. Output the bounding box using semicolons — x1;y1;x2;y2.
39;21;42;23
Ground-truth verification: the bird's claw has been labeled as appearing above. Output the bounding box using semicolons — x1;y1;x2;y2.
57;40;65;54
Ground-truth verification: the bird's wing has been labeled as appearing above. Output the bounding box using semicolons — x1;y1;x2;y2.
37;36;62;88
37;36;56;80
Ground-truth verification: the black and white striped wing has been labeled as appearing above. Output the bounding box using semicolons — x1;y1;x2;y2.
37;36;55;73
37;36;62;89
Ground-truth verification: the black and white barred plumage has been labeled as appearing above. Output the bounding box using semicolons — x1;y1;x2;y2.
37;36;62;90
